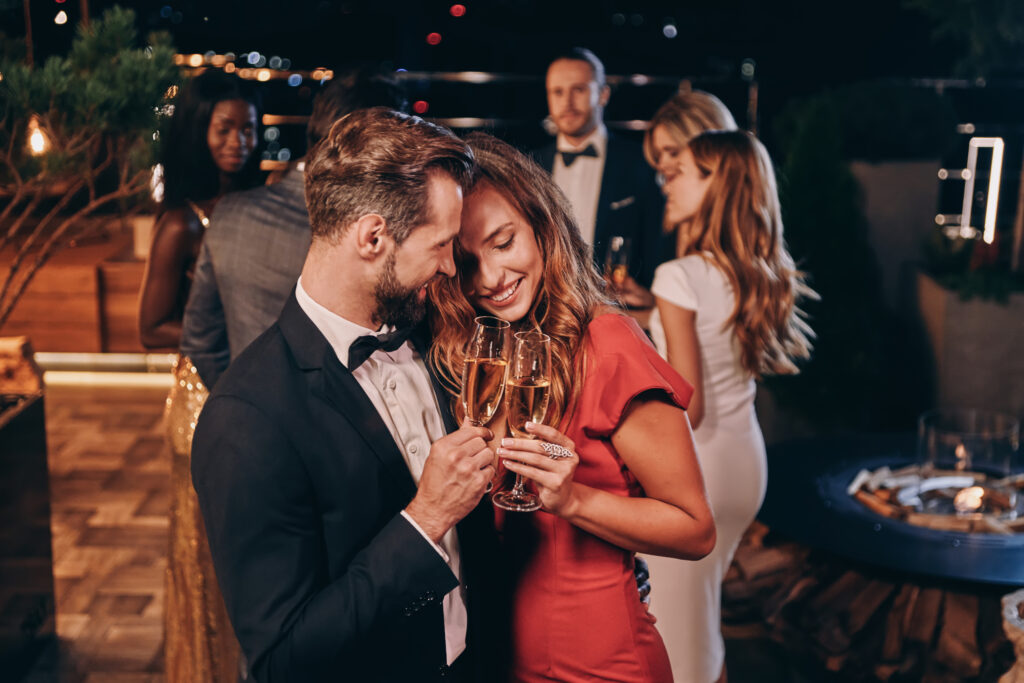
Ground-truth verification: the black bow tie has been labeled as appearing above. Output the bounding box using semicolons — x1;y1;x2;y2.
347;326;414;370
560;144;598;167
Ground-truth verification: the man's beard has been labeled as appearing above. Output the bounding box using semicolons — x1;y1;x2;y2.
373;251;428;329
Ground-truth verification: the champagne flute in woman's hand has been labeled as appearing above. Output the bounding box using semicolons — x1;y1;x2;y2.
492;330;551;512
461;316;510;427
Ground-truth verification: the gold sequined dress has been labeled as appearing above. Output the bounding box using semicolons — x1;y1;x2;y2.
164;356;241;682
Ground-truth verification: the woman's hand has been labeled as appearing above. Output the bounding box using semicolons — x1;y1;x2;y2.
497;422;579;516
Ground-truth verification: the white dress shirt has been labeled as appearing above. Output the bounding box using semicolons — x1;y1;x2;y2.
552;123;607;246
295;277;467;665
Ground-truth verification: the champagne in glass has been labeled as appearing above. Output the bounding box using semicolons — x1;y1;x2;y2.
506;378;551;438
460;316;510;426
605;235;630;286
493;330;551;512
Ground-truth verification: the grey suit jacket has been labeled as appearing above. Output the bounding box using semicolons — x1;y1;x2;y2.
181;168;311;387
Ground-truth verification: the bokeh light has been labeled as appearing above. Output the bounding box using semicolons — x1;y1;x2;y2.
413;100;429;114
450;4;466;17
426;32;442;46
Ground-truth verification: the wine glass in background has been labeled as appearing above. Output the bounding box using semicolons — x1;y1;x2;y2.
461;316;511;427
492;330;551;512
916;408;1020;476
605;235;630;287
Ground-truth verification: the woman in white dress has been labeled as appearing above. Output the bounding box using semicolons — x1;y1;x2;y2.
645;130;816;683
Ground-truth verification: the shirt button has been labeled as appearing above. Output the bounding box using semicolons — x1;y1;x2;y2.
388;379;397;391
409;444;419;454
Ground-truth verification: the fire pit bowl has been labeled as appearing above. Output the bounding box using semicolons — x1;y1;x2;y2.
760;433;1024;585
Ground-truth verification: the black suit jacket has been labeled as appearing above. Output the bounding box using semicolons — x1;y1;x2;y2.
535;132;670;288
191;293;505;683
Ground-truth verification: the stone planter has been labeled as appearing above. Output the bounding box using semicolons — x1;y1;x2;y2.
850;160;940;312
0;337;53;676
0;392;54;678
917;271;1024;418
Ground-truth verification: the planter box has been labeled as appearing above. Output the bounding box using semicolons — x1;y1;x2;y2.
850;160;940;312
1;231;146;352
0;392;55;678
917;271;1024;418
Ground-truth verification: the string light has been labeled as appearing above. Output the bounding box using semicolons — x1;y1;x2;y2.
54;10;68;25
28;115;50;156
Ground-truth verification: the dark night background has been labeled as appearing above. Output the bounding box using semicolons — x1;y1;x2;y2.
2;0;961;131
3;0;1022;433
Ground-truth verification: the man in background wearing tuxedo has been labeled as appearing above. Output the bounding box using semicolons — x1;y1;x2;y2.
534;47;666;306
191;108;501;683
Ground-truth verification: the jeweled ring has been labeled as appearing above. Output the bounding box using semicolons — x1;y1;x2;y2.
541;442;573;460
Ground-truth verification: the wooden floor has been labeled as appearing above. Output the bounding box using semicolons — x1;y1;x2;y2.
20;382;801;683
25;384;170;683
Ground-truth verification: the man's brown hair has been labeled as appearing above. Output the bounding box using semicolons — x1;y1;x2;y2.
305;107;474;243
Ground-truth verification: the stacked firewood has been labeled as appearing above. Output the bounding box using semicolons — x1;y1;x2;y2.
722;523;1016;682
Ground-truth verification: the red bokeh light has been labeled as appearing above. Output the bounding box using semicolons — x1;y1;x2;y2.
55;0;67;3
426;32;442;46
449;4;466;17
413;100;429;114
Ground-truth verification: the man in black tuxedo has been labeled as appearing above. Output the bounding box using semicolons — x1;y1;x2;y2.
534;47;667;305
191;108;501;683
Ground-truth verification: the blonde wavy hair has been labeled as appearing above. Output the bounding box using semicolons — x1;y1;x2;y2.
680;130;816;377
642;88;738;168
427;132;615;428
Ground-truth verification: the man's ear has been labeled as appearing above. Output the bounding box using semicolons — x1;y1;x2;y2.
598;84;611;108
352;214;391;260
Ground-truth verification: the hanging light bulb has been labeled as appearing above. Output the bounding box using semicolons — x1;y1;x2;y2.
28;115;50;156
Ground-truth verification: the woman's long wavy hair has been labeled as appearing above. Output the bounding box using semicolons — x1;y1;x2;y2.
428;132;615;428
159;70;262;210
680;130;816;378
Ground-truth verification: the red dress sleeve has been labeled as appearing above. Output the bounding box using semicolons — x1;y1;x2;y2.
575;314;695;438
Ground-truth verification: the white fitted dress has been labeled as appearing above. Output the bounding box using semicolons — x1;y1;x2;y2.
645;254;768;683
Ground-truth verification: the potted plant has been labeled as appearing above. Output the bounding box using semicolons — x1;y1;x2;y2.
0;6;179;333
0;9;177;673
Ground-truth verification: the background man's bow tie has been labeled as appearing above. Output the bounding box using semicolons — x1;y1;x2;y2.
347;327;414;369
560;144;598;167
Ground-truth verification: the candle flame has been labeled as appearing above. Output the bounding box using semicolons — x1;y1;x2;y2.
954;485;985;513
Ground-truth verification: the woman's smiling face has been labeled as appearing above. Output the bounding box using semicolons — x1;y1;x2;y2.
458;182;544;323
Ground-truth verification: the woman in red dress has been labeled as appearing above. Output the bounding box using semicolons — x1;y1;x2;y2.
429;133;716;682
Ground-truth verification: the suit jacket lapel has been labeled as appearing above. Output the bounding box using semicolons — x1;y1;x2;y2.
535;143;557;174
409;323;459;434
278;292;417;499
593;134;623;260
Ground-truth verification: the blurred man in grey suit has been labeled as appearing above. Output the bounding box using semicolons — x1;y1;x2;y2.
181;69;407;387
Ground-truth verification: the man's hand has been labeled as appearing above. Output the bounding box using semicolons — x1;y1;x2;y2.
405;421;494;543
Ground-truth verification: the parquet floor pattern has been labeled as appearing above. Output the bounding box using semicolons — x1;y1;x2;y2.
24;384;171;683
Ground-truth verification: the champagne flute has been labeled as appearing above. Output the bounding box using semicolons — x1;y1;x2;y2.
461;316;510;427
492;330;551;512
605;235;630;287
